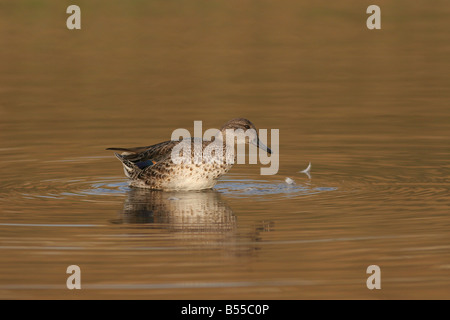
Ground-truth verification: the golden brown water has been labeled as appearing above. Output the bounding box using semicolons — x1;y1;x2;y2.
0;0;449;299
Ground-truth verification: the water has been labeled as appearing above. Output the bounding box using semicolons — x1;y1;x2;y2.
0;1;449;299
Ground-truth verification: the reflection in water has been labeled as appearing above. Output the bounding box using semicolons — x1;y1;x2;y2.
117;188;237;232
113;188;273;257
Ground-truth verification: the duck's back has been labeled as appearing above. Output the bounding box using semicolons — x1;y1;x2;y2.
108;138;233;191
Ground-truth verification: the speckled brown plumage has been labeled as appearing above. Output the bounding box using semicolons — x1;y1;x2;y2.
107;118;271;191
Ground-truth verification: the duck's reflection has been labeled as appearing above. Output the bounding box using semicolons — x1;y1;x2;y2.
118;188;237;232
114;188;274;256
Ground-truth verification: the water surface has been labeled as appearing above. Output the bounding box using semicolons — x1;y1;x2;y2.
0;0;449;299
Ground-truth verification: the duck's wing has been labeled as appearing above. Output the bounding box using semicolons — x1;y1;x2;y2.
107;140;179;164
107;140;182;178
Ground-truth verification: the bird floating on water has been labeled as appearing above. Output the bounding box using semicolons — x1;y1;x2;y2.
107;118;272;191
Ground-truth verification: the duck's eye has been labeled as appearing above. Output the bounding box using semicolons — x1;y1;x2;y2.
244;125;250;130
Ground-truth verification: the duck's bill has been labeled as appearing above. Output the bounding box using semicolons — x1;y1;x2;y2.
252;138;272;154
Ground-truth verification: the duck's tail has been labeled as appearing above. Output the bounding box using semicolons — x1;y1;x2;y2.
112;152;141;179
107;146;157;178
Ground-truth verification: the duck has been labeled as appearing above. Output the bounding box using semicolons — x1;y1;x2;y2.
107;118;272;191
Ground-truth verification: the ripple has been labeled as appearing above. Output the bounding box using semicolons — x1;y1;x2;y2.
0;176;128;201
82;181;130;196
6;164;446;204
0;174;338;202
0;223;101;227
3;169;446;206
324;171;450;204
216;179;337;198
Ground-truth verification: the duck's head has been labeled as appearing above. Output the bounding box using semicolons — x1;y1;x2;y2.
219;118;272;154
